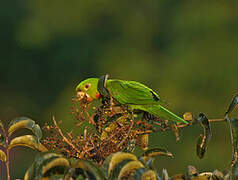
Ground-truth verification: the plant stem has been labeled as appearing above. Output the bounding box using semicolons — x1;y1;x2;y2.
153;118;226;133
117;116;134;148
3;128;10;180
6;145;10;180
52;116;79;152
208;118;225;122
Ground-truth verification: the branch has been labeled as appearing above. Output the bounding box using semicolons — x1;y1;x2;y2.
117;116;134;148
52;116;79;151
152;118;226;133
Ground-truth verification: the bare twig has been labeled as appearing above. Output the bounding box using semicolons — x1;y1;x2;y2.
4;129;10;180
153;118;226;133
83;104;95;125
208;118;225;122
52;116;79;152
117;117;134;148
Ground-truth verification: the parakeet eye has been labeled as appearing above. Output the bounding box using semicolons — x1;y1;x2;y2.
84;83;91;90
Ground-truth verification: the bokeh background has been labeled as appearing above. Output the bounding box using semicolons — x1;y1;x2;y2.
1;0;238;179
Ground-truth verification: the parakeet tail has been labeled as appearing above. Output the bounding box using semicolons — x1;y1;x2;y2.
152;105;187;124
134;104;188;124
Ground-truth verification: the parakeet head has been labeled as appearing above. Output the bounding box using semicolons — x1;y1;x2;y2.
75;78;101;102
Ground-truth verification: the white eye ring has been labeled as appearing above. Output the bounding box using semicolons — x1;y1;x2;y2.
84;83;91;91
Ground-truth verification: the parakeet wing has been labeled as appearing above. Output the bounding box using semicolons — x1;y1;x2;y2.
106;79;187;124
107;80;160;105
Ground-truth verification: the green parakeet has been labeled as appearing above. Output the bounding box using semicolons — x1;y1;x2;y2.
76;77;188;124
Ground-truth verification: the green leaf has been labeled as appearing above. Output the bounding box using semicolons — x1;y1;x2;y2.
135;169;157;180
225;94;238;116
0;149;6;162
0;133;6;147
137;134;149;151
228;118;238;177
69;159;105;180
133;168;146;179
8;117;42;140
108;159;135;180
24;164;34;180
171;173;186;180
140;148;173;169
41;157;70;177
141;147;174;159
107;152;137;177
0;120;4;131
118;160;145;179
8;135;47;152
24;152;69;179
0;121;5;148
196;113;212;159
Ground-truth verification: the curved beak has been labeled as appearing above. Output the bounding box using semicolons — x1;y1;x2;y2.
77;91;93;102
77;91;86;101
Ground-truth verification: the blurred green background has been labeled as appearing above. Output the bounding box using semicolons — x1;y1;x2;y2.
1;0;238;179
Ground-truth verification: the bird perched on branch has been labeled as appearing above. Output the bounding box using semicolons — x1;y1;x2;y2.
76;75;188;124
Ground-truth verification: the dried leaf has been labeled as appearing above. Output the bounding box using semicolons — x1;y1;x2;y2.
196;113;211;159
8;117;42;140
223;172;231;180
100;122;118;140
225;94;238;116
0;149;6;162
183;112;194;122
212;169;224;180
161;169;169;180
9;135;47;152
171;124;180;141
137;134;149;151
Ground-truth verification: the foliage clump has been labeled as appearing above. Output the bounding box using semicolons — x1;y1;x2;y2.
36;93;238;179
0;117;47;180
42;95;156;164
2;85;238;179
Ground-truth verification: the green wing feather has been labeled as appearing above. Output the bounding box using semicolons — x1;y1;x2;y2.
107;79;187;124
131;104;187;123
107;80;160;105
